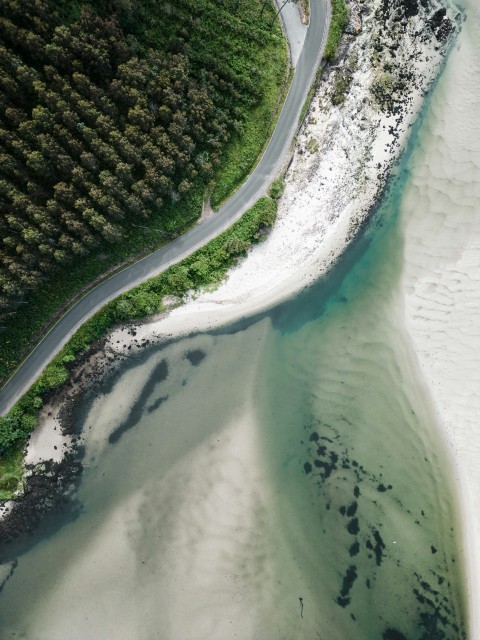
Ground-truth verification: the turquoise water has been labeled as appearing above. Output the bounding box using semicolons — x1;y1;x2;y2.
0;42;469;640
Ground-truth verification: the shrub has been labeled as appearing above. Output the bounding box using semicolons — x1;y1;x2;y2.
223;235;251;255
269;179;285;200
166;266;193;295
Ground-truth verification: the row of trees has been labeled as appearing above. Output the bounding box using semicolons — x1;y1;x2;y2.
0;0;274;315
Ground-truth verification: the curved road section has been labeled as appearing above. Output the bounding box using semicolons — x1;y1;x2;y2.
0;0;330;414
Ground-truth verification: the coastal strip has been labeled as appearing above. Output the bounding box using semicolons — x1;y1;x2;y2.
0;0;460;562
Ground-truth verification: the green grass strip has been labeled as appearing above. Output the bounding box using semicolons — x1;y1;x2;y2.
210;33;289;208
324;0;349;61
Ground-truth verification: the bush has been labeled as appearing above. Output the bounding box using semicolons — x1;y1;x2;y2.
269;179;285;200
166;266;193;294
223;235;251;255
331;71;353;106
36;363;69;392
0;415;26;455
0;446;24;500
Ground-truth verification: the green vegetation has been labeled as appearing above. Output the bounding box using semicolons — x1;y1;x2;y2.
0;0;288;385
0;197;277;493
371;71;403;112
306;137;319;153
0;445;23;500
331;72;351;105
210;36;288;208
300;78;318;125
269;178;285;199
302;0;311;19
324;0;349;60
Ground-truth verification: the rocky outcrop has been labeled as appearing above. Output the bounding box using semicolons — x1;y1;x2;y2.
345;2;363;35
287;0;460;254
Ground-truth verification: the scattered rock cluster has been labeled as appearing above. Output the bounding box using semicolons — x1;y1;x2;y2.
287;0;460;256
302;420;466;638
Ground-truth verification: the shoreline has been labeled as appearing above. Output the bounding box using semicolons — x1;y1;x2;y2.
0;0;462;594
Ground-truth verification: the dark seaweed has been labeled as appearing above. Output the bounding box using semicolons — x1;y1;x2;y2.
185;350;206;366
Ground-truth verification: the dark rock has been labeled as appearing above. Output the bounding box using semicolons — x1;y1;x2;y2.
346;501;358;517
349;541;360;557
373;529;386;566
383;629;408;640
185;349;206;366
147;395;169;413
338;564;358;607
346;4;363;35
0;452;83;562
347;518;360;535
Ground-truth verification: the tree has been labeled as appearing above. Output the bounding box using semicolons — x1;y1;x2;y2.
0;0;278;326
166;266;192;294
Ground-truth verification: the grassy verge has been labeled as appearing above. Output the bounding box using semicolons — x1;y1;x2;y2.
324;0;349;60
0;0;288;388
0;197;277;497
298;0;349;126
0;447;24;501
299;69;321;125
300;0;310;21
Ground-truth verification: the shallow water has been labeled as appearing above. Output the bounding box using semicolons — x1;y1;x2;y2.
0;10;476;640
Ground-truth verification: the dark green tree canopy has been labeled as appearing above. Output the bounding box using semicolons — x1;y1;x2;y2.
0;0;275;314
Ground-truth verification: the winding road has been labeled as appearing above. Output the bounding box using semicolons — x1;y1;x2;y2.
0;0;330;414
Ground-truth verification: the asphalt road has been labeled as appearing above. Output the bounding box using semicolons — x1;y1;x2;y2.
0;0;330;414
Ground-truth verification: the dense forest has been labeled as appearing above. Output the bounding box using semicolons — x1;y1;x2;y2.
0;0;287;380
